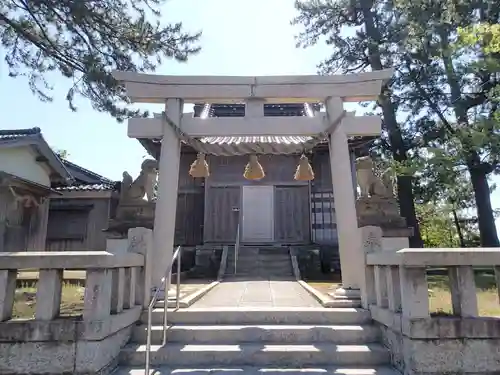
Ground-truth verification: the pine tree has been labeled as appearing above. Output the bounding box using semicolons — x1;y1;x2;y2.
394;0;500;246
292;0;424;247
0;0;201;121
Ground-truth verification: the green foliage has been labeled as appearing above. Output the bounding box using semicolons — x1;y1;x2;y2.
293;0;500;246
458;23;500;55
392;0;500;245
416;203;458;247
416;203;482;248
0;0;201;121
53;148;69;159
293;0;425;247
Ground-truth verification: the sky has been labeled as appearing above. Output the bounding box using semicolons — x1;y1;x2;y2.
0;0;498;234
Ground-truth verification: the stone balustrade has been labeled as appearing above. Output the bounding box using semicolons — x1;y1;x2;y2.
366;248;500;319
0;251;144;323
0;227;152;375
361;225;500;375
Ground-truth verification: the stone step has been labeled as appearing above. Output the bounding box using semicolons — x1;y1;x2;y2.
119;343;390;367
141;308;372;325
227;254;290;260
225;269;293;273
114;366;400;375
226;262;291;267
226;263;292;269
225;264;291;270
131;324;380;344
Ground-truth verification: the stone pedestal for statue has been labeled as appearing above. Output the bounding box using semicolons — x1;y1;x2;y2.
106;202;155;236
356;196;413;251
105;159;158;246
354;155;413;246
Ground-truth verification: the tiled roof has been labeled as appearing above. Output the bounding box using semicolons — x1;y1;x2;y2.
54;183;117;192
55;160;117;192
61;159;115;185
200;136;312;145
0;128;117;191
0;127;73;182
0;127;43;141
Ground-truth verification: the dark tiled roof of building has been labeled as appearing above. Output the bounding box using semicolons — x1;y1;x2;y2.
0;127;117;192
54;182;117;192
55;160;118;192
61;159;115;184
0;127;43;140
0;127;73;182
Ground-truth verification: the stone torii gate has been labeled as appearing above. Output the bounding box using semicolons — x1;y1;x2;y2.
113;69;393;300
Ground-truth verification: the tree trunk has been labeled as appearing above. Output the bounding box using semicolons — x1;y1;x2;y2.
451;208;466;247
359;0;423;247
467;161;500;247
438;31;499;247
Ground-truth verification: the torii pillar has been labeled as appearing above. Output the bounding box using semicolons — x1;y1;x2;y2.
150;99;183;291
325;97;365;299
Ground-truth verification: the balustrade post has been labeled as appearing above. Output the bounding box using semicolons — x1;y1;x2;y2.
360;226;382;308
364;266;377;307
111;268;125;314
0;270;16;321
130;268;139;306
83;269;112;321
448;266;478;317
123;267;136;309
374;266;388;308
128;227;153;308
35;269;63;320
399;266;429;318
386;266;402;312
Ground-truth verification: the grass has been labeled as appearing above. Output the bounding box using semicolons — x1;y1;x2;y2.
13;281;85;320
12;277;214;320
428;271;500;317
306;270;500;317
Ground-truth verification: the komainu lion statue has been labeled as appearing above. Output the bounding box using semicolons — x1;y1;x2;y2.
355;156;394;198
120;159;158;203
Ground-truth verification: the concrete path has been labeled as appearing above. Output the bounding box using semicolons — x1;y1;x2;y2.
191;278;321;308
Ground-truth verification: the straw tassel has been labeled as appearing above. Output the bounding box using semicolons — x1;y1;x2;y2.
189;153;210;178
294;154;315;181
243;155;265;180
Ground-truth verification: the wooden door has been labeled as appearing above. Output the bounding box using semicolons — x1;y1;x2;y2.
204;186;240;242
274;185;310;243
242;185;274;242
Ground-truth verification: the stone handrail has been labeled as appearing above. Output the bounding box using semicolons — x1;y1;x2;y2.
0;228;152;374
0;251;144;322
365;248;500;318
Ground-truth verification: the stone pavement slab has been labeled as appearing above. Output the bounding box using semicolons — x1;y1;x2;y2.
115;366;401;375
191;279;320;308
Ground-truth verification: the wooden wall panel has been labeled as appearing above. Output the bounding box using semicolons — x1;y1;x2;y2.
26;198;49;250
274;186;310;244
175;191;204;246
175;152;205;246
46;198;111;251
179;153;205;191
206;154;307;186
0;187;27;252
204;186;240;243
86;199;111;250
